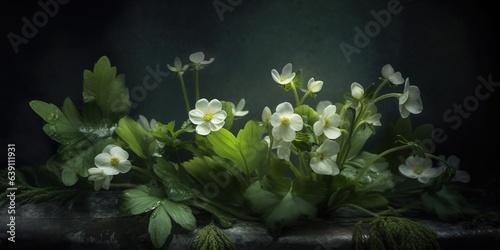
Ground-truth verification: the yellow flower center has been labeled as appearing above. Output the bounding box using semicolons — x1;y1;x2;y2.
110;156;120;166
203;113;213;122
324;117;330;127
281;117;290;126
413;166;423;175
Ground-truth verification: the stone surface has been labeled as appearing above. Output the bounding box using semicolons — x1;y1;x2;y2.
1;191;499;249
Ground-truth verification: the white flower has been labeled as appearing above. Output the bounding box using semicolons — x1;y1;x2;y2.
381;64;404;86
189;98;227;135
167;57;189;74
316;100;332;113
310;140;340;175
271;63;296;85
264;136;291;161
94;144;132;175
88;168;113;191
313;104;341;139
137;115;159;131
350;82;364;100
399;78;423;118
189;51;214;69
440;155;470;183
137;115;165;148
398;155;441;184
229;98;249;117
366;113;382;126
270;102;303;142
307;78;323;93
262;106;272;124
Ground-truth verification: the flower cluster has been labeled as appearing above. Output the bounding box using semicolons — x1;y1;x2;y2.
29;54;473;249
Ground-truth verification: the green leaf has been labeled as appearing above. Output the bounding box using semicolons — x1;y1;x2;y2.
207;120;267;176
162;199;197;231
120;185;165;215
183;156;246;206
115;116;157;159
244;178;320;235
347;126;374;160
82;55;131;120
153;159;196;201
149;203;172;249
421;185;477;221
191;222;236;250
30;99;84;145
61;97;83;125
294;104;319;127
48;138;116;186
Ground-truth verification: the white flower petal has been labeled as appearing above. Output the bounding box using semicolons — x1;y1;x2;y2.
189;52;205;63
189;109;206;125
116;161;132;173
262;107;272;123
100;166;120;175
324;126;341;139
381;64;395;78
94;153;112;168
351;82;364;99
196;123;211;135
388;72;404;85
282;63;293;78
110;146;129;161
271;69;281;83
316;101;332;113
207;99;223;112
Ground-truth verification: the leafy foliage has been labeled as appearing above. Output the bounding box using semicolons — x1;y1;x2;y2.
352;216;441;250
192;222;237;250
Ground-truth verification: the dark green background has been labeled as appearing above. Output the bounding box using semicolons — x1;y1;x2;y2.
1;0;499;189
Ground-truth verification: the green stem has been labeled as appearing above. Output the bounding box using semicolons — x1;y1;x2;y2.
131;165;158;181
178;73;191;112
195;67;200;101
196;196;261;222
298;91;311;106
290;82;301;106
372;79;389;100
342;203;380;218
297;149;308;177
372;93;402;104
110;183;137;189
354;144;412;183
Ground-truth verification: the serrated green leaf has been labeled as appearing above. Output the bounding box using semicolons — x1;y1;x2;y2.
62;97;83;125
82;56;131;120
162;199;196;231
47;138;116;186
244;179;319;234
208;121;266;176
30;99;84;145
115;116;157;159
121;185;165;215
191;222;236;250
30;100;65;123
153;159;196;201
183;156;246;206
149;204;172;249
